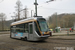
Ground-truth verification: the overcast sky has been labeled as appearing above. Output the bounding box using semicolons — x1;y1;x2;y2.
0;0;75;20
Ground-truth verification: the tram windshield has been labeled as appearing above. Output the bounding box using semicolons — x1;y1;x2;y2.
38;20;49;32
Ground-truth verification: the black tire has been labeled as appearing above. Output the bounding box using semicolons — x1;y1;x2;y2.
24;37;27;41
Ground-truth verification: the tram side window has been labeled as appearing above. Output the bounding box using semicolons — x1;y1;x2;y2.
25;23;28;33
11;24;25;33
16;24;25;33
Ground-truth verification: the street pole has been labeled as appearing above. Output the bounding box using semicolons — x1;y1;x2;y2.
31;10;33;17
56;13;57;27
18;9;20;20
34;0;38;17
25;6;27;19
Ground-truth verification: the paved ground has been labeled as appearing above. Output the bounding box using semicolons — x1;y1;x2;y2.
0;31;75;50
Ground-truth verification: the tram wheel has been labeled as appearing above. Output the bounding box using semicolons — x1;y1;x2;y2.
24;37;27;41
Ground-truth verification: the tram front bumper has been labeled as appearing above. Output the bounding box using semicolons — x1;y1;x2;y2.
40;35;50;37
37;35;50;41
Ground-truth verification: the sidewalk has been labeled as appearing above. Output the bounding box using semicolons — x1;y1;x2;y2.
0;31;10;34
52;31;75;36
49;31;75;40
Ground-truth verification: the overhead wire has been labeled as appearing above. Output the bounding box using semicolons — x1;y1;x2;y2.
37;0;75;11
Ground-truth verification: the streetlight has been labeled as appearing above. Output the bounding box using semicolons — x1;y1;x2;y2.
31;10;34;17
33;0;55;17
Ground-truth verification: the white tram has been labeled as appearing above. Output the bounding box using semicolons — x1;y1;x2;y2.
10;17;51;41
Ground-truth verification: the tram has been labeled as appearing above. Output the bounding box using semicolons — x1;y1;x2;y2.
10;16;51;41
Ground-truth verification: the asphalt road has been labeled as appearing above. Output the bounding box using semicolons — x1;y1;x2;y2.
0;34;75;50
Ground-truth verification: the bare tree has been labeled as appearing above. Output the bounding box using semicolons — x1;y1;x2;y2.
11;12;18;22
0;13;6;30
15;0;22;20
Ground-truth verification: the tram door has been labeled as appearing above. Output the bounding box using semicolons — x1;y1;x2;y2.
29;23;34;40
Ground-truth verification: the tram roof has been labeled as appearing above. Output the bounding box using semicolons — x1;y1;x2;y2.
11;17;43;26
